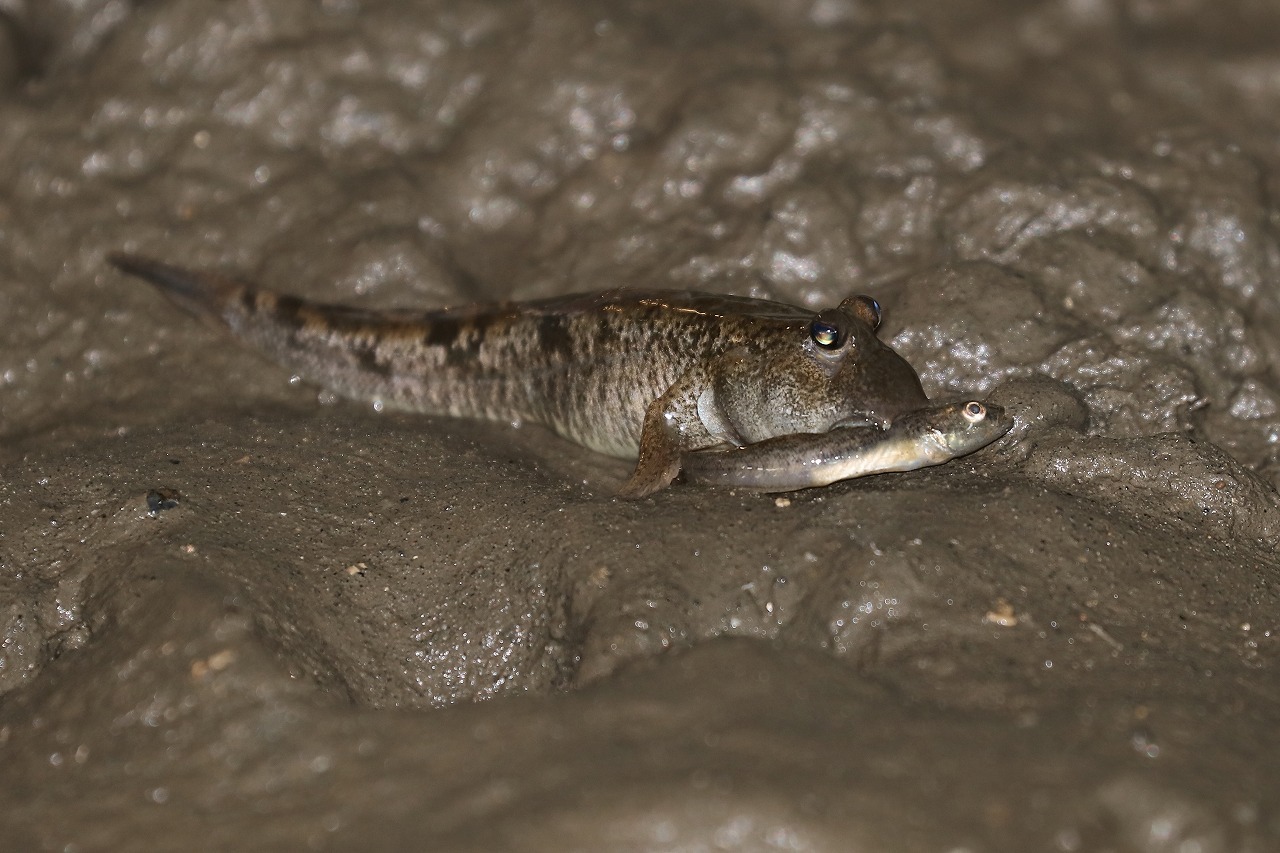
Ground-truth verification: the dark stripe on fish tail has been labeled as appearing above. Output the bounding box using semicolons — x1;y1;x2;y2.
423;317;462;348
421;316;495;368
269;294;308;328
355;342;393;377
238;288;260;315
537;314;575;360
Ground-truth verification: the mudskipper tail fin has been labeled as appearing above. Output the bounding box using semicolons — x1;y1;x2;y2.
107;252;241;318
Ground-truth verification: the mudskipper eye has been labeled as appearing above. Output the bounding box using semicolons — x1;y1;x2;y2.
837;295;883;330
855;296;882;330
810;318;844;349
963;401;986;422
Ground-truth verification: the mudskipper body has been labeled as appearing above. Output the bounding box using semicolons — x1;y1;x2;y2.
109;253;933;496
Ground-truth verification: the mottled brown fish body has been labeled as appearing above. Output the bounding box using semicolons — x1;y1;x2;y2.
109;253;929;496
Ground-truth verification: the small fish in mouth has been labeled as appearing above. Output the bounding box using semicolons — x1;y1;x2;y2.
680;400;1013;492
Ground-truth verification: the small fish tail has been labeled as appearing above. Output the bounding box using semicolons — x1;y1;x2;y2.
108;252;242;318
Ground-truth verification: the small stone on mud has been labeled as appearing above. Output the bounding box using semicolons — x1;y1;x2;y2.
146;488;181;514
984;599;1019;627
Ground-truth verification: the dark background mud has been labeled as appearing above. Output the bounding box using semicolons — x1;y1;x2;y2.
2;1;1279;850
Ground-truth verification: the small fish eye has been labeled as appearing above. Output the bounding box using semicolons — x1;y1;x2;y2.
963;401;986;422
810;319;844;349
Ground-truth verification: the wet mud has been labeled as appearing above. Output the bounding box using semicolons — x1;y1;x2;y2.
2;1;1279;850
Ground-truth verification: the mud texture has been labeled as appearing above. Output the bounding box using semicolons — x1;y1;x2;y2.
2;1;1280;851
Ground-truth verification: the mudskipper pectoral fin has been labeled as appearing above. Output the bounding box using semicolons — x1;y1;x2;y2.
617;398;684;499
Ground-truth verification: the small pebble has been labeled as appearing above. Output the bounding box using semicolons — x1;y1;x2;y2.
146;488;181;514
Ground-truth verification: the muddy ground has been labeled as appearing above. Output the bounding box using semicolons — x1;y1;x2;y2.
2;0;1279;850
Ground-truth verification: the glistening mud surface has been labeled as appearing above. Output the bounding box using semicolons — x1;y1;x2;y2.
2;1;1279;850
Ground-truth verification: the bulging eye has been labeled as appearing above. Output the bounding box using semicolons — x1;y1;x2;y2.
810;318;844;349
836;295;883;331
963;401;986;422
857;296;882;330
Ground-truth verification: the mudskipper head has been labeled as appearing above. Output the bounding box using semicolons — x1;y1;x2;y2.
710;293;930;443
809;294;930;430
